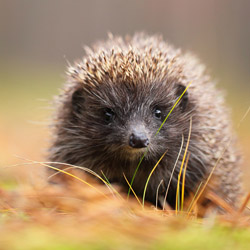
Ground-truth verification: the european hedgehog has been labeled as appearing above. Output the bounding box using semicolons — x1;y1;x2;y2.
49;33;242;210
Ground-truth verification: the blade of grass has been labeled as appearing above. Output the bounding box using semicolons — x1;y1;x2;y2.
238;192;250;214
47;162;109;188
176;159;184;214
156;179;163;210
17;161;116;196
237;105;250;128
101;170;111;185
48;165;109;186
15;157;109;199
206;191;236;214
186;181;203;214
155;81;192;136
123;173;142;207
142;150;168;207
181;152;190;211
163;134;184;210
49;165;122;199
12;158;111;191
176;118;192;215
101;170;124;200
127;149;148;199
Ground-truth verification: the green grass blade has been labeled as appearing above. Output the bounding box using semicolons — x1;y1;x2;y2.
156;81;192;136
127;149;148;198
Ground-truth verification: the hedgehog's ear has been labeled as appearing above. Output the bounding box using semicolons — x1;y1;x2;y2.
176;84;188;111
71;88;85;114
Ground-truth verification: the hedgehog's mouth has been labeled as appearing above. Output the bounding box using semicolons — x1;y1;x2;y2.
125;145;148;153
122;145;148;160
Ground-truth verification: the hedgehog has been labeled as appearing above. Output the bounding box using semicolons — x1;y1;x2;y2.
48;33;242;210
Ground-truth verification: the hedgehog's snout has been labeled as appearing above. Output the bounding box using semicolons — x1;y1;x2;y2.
128;125;149;149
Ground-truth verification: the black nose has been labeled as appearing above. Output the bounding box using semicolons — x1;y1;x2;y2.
129;132;149;148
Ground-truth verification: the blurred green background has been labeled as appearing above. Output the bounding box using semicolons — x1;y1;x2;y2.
0;0;249;189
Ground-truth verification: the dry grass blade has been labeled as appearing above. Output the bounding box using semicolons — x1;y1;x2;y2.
123;173;142;207
101;170;124;201
181;152;190;211
12;158;112;192
176;118;192;214
237;105;250;128
15;157;110;199
238;192;250;214
206;191;236;215
156;179;163;209
163;134;184;210
186;181;203;214
142;150;168;207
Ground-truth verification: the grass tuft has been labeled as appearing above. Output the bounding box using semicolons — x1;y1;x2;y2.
128;82;192;198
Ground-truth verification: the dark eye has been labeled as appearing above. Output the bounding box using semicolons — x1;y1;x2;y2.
104;108;115;123
154;106;162;119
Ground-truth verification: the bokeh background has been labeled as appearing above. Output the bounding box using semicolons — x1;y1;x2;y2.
0;0;249;190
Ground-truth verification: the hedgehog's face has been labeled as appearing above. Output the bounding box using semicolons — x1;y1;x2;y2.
69;80;190;162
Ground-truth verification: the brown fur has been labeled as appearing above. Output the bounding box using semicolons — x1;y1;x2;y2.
49;33;242;209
